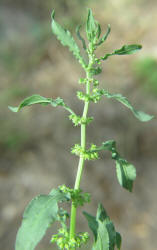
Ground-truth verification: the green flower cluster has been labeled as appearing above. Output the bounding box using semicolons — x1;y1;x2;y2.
79;78;99;87
59;185;90;207
71;144;99;160
69;114;93;126
51;228;89;250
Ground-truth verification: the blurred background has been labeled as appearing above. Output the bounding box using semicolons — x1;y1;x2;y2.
0;0;157;249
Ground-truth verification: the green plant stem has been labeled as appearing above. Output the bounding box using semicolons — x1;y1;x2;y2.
69;100;89;241
69;51;93;241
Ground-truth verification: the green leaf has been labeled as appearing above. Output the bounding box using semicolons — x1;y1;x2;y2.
15;189;67;250
76;25;87;50
94;204;116;250
130;110;154;122
114;44;142;55
88;139;136;191
51;11;85;66
8;95;52;112
116;232;122;250
96;24;111;46
86;9;96;42
110;142;136;192
108;140;136;192
96;23;101;39
8;95;76;115
116;160;136;192
101;44;142;60
84;204;117;250
83;211;98;241
101;90;154;122
96;203;108;221
92;221;111;250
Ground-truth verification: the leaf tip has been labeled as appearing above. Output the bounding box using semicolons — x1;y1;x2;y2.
87;8;92;14
51;10;55;20
136;111;154;122
108;23;111;30
8;106;18;112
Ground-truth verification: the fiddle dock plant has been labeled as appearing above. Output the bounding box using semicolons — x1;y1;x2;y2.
9;9;153;250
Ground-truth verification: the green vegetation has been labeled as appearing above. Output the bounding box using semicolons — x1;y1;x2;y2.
134;57;157;95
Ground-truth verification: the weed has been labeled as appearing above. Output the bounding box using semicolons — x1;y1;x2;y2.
9;9;153;250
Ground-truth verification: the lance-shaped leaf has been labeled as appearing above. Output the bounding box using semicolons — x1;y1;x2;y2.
8;95;52;112
103;91;153;122
96;22;101;39
86;9;96;42
8;94;75;115
86;9;102;43
95;89;153;122
15;189;68;250
101;44;142;60
114;44;142;55
51;11;86;66
76;25;87;50
83;204;120;250
96;24;111;46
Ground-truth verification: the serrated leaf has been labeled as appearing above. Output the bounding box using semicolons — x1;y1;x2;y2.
15;189;67;250
76;25;86;50
102;90;154;122
101;44;142;60
116;232;122;250
96;24;111;46
86;9;96;42
116;160;136;192
84;204;117;250
51;11;85;66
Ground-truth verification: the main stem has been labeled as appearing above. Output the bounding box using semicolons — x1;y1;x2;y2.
69;50;94;241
